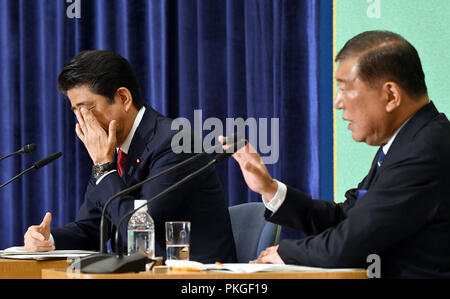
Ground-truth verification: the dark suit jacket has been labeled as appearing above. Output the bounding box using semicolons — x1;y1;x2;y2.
267;102;450;278
52;105;237;263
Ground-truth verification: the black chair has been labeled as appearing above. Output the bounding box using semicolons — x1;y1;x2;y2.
228;202;281;263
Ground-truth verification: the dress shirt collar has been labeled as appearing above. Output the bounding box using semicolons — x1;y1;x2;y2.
382;117;411;155
382;99;431;155
118;106;146;154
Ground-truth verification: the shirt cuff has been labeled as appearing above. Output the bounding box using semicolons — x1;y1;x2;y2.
96;170;117;185
262;180;287;213
48;233;55;246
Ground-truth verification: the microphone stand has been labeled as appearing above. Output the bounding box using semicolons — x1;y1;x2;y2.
78;159;218;274
0;144;37;162
67;152;212;273
70;152;214;272
114;160;216;256
0;153;17;162
0;152;62;190
99;150;211;253
73;138;246;274
0;167;35;189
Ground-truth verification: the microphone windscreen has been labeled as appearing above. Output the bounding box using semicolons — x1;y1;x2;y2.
223;133;238;145
214;139;247;164
17;143;37;154
33;152;62;169
21;144;37;154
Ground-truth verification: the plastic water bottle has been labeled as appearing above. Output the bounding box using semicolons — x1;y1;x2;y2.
127;200;155;259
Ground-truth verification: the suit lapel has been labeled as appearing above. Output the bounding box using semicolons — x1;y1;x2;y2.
366;102;439;189
378;101;439;171
121;105;158;185
361;147;382;190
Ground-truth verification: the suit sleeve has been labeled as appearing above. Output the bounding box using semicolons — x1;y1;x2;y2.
274;142;441;268
265;184;360;236
265;187;348;235
50;177;105;250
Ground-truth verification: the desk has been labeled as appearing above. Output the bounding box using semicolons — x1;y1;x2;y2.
0;259;70;279
42;268;368;279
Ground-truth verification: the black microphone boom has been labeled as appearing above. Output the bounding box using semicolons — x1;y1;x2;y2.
71;150;216;273
71;135;246;274
33;152;63;169
114;160;216;256
97;133;240;254
0;144;37;162
114;138;247;256
0;152;62;190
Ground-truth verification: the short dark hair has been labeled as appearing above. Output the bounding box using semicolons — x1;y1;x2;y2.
58;50;144;109
336;30;428;98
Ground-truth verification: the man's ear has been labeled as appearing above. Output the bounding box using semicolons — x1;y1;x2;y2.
115;87;133;112
383;81;402;113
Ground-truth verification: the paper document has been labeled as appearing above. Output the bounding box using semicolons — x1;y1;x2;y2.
165;260;361;273
204;263;362;273
0;246;97;261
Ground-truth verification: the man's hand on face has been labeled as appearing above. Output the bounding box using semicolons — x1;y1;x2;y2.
74;107;117;164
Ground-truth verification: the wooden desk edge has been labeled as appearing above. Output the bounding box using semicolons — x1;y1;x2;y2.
0;259;71;279
42;268;368;279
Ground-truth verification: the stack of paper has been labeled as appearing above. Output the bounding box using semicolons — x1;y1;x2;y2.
0;246;97;261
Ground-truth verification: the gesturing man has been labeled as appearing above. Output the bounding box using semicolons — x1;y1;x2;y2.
24;50;237;263
223;31;450;278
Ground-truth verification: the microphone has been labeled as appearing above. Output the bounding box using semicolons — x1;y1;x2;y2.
212;137;247;164
0;152;62;190
0;144;37;162
96;133;240;254
110;137;246;261
33;152;63;169
18;144;37;154
71;135;246;274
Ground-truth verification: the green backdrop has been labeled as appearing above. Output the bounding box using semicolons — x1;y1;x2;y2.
334;0;450;202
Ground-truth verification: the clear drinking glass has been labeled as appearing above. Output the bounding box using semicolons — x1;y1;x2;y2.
165;221;191;261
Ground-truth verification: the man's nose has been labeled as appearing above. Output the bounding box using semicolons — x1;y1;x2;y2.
333;93;344;110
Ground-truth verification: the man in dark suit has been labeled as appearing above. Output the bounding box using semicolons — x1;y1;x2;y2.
23;50;237;263
222;31;450;278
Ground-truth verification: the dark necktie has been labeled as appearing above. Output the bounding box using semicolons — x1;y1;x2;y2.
117;149;127;177
358;147;385;198
376;147;386;169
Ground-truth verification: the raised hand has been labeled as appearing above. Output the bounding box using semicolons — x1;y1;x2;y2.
219;136;278;202
74;107;117;164
24;212;55;252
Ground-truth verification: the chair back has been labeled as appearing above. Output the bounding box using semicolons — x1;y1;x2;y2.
228;202;281;263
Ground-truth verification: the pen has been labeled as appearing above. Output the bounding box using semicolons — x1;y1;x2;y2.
171;266;201;272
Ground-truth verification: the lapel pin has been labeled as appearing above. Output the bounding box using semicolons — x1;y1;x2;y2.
136;157;142;165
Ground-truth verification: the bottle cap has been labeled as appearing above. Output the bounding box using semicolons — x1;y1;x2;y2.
134;200;148;212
